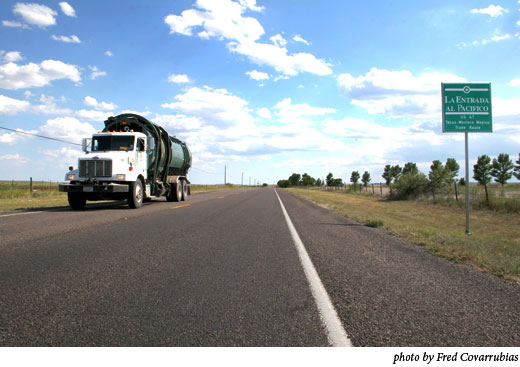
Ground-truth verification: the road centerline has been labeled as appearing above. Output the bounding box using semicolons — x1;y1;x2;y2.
274;189;352;347
170;204;191;209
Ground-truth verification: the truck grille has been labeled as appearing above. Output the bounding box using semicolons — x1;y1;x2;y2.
79;159;112;177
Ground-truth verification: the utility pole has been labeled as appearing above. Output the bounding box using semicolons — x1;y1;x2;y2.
249;176;251;186
224;165;226;185
241;172;244;186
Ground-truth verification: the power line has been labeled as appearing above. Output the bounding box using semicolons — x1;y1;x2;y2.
190;166;220;175
0;126;82;146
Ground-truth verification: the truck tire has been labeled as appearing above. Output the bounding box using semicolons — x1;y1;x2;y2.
166;182;182;202
181;180;187;201
68;192;86;210
128;179;144;209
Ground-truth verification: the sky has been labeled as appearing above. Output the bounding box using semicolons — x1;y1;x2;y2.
0;0;519;185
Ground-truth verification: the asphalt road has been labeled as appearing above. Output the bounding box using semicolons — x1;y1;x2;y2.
1;188;519;346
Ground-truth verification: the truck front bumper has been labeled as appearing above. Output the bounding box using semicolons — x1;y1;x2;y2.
59;183;129;193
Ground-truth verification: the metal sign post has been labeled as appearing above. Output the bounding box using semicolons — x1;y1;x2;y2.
464;132;470;234
441;83;492;235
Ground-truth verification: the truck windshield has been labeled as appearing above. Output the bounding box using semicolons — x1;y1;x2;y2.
92;136;135;151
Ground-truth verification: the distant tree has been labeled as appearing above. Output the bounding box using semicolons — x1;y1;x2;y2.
316;178;322;187
326;172;334;187
277;179;290;188
458;177;466;186
382;165;393;186
350;171;360;184
301;173;316;186
402;162;419;176
491;153;514;186
333;178;343;187
390;165;402;182
361;171;371;190
350;171;360;192
514;153;520;180
473;155;492;202
288;173;301;186
428;160;446;200
445;158;460;185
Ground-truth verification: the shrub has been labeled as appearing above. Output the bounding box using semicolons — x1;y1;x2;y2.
390;172;429;200
363;219;384;228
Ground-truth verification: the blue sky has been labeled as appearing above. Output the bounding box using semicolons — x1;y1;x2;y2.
1;0;519;184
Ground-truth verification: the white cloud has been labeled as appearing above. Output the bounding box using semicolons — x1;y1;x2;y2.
165;0;264;42
105;51;113;57
2;20;28;28
43;147;83;163
228;41;332;76
492;97;520;117
246;70;269;80
59;2;76;17
75;109;112;122
237;0;264;12
89;65;106;80
0;153;29;165
118;109;151;117
471;5;508;17
52;34;81;43
3;51;23;63
31;94;72;115
273;97;335;124
161;86;254;128
338;67;466;119
0;59;81;90
168;73;191;83
472;33;511;46
12;3;57;28
165;0;332;77
0;95;30;115
41;117;96;142
257;107;271;119
153;113;203;131
0;128;37;145
270;34;287;47
83;96;117;111
508;78;520;87
293;35;310;45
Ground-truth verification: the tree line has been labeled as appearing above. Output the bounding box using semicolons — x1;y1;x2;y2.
277;153;520;202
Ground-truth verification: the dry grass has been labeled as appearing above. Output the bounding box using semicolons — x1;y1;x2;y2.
286;188;520;281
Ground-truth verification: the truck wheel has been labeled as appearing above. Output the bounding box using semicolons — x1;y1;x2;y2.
167;182;182;202
68;193;86;210
181;180;187;201
128;179;144;209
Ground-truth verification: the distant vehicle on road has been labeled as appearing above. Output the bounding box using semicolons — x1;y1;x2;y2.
59;113;191;209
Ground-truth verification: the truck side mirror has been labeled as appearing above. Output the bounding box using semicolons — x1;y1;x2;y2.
147;137;155;152
82;138;91;153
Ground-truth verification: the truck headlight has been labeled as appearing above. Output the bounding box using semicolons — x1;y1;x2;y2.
116;174;126;180
66;173;75;181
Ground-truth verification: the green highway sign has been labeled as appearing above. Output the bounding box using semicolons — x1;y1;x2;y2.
441;83;492;133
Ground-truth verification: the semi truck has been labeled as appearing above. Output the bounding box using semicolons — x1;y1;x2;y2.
59;113;192;210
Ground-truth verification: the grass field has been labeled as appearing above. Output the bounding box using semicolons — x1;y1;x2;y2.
0;181;248;211
286;187;520;282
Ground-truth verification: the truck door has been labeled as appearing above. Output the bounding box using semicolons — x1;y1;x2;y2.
136;138;146;175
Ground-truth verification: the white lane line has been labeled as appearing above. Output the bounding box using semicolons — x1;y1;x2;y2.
0;209;66;218
274;189;352;347
0;211;47;218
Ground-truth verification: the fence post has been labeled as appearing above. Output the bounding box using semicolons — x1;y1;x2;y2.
30;177;33;195
380;183;383;196
454;181;458;202
372;184;375;195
